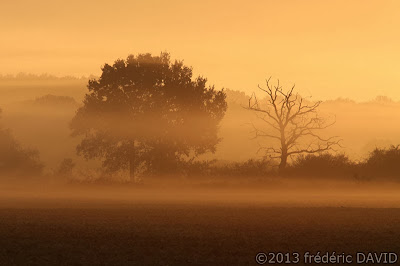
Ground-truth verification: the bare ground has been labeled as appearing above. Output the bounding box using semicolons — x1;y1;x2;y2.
0;199;400;265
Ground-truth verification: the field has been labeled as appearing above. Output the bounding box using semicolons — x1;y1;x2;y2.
0;186;400;265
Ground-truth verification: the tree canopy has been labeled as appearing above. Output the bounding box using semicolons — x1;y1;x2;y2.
71;52;227;180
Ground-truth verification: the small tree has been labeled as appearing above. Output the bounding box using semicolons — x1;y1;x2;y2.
247;78;341;172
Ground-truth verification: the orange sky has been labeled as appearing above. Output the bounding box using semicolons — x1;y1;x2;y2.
1;0;400;100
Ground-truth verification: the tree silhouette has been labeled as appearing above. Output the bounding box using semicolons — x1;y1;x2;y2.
71;52;227;182
0;109;43;177
247;78;341;172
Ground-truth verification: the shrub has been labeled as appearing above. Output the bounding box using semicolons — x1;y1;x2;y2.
286;153;355;179
362;145;400;179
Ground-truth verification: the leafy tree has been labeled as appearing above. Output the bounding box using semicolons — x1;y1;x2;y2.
71;52;227;181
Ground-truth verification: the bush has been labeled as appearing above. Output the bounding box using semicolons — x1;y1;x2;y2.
286;153;355;179
362;145;400;179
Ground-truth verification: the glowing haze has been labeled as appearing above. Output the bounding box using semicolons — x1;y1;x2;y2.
1;0;399;100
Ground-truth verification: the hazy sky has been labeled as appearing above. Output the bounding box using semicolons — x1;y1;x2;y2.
1;0;400;100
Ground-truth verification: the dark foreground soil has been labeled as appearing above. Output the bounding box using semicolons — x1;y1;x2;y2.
0;203;400;266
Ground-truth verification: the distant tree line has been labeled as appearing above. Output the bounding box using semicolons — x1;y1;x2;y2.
0;73;88;81
30;94;79;107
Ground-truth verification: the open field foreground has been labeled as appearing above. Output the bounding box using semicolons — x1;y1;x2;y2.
0;186;400;265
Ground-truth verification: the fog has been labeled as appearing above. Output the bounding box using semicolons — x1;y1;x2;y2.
1;76;400;171
1;179;400;210
0;74;399;212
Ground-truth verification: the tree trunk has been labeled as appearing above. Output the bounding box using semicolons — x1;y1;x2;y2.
279;149;288;174
129;143;135;183
279;136;288;174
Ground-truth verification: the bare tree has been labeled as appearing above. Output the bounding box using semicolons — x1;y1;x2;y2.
246;77;341;172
